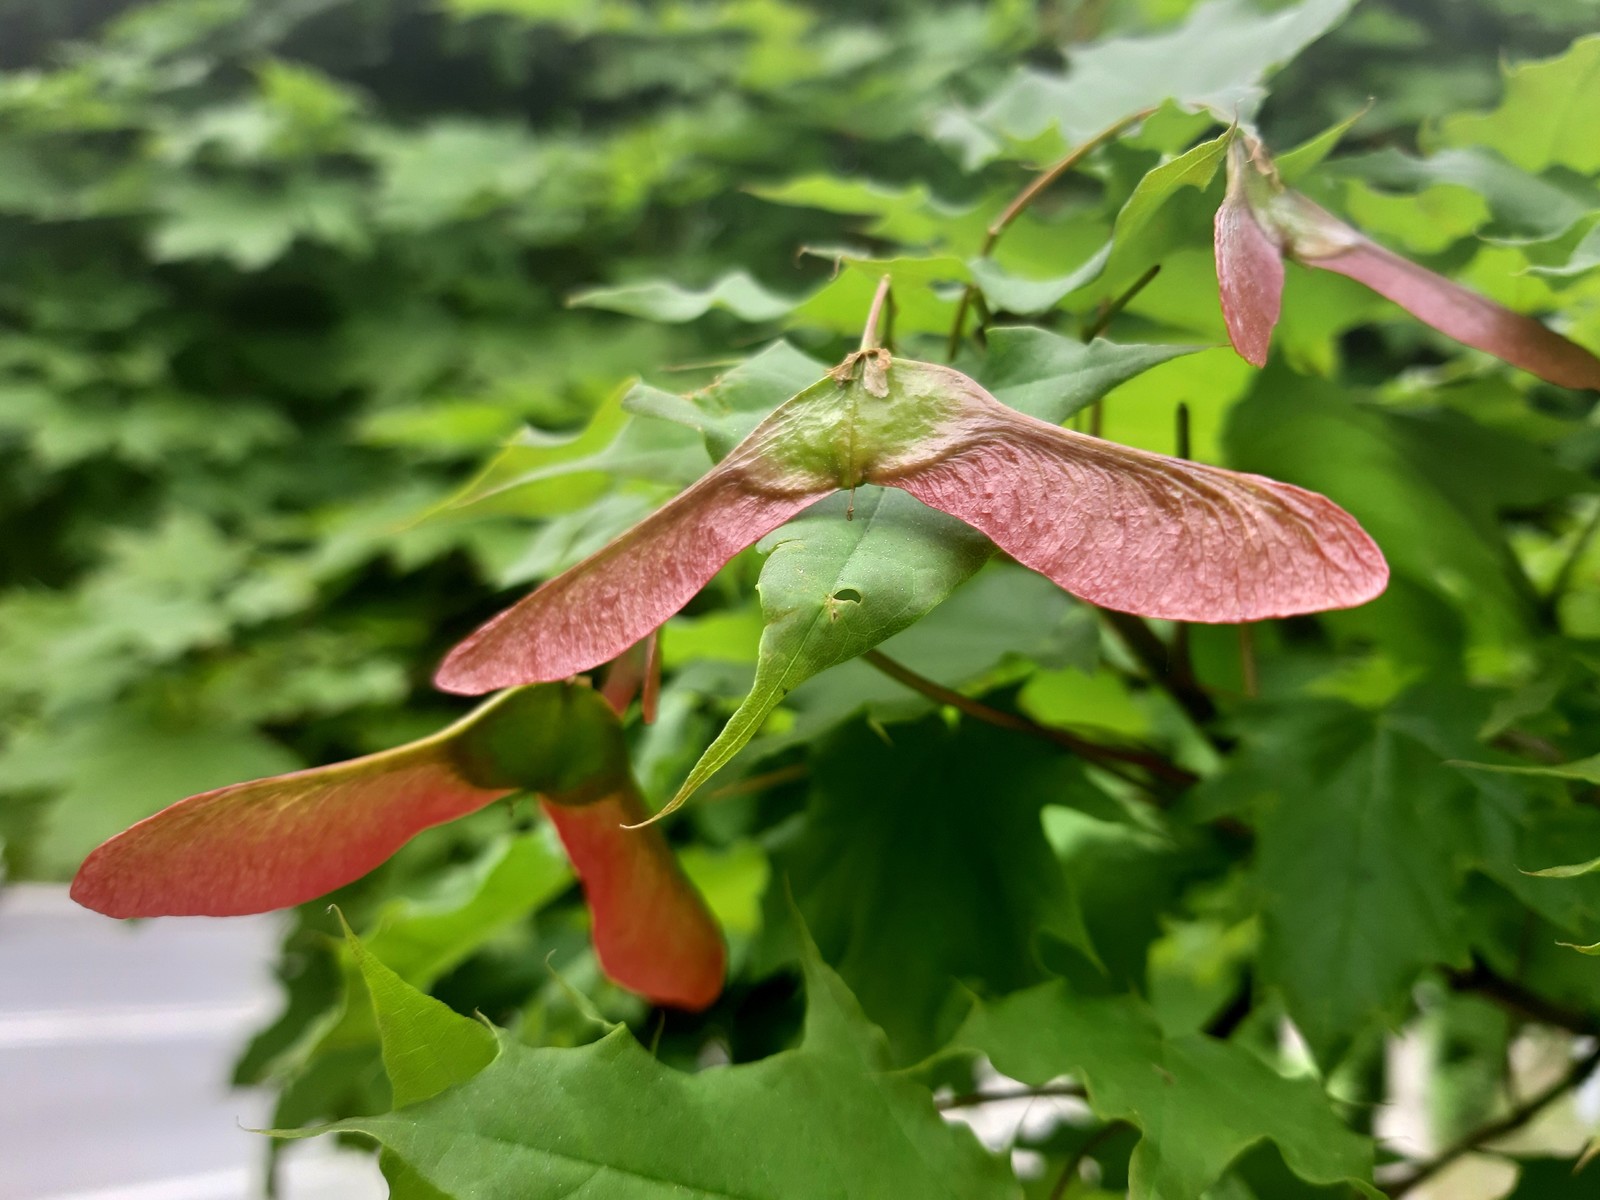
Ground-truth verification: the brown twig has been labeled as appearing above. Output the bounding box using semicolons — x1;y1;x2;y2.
860;649;1197;787
1445;959;1600;1036
1380;1042;1600;1198
1048;1121;1127;1200
936;1082;1087;1111
1100;609;1220;729
946;108;1157;360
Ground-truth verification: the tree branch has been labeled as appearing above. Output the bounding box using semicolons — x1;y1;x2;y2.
1099;609;1221;730
1380;1042;1600;1197
936;1082;1087;1111
1445;959;1600;1036
1049;1120;1128;1200
860;649;1198;788
946;107;1156;360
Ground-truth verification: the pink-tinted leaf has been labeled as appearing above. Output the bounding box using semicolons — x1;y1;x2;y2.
436;462;831;696
70;738;510;918
879;362;1388;623
1215;144;1285;368
1305;231;1600;391
541;789;725;1011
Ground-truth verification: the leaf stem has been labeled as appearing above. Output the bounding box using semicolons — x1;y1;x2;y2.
1081;262;1162;342
860;649;1197;787
1100;609;1220;729
1048;1121;1127;1200
946;107;1156;360
860;273;894;353
1380;1041;1600;1198
702;762;810;802
1541;500;1600;626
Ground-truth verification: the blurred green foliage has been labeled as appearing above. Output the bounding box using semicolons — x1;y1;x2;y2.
6;0;1600;1196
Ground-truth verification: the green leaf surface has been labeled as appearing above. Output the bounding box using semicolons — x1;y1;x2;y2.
1275;107;1370;183
1433;35;1600;175
1451;753;1600;786
441;385;708;520
957;982;1378;1200
342;917;496;1109
295;922;1020;1200
972;0;1354;150
777;717;1100;1064
1524;854;1600;880
570;270;801;323
1529;222;1600;278
359;833;574;987
1100;131;1230;276
625;340;830;461
1323;148;1599;241
669;332;1197;807
789;252;970;336
1225;378;1586;644
1233;698;1475;1063
1502;1157;1600;1198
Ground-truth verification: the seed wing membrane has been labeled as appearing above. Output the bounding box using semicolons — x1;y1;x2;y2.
70;746;508;918
436;463;831;695
882;367;1387;623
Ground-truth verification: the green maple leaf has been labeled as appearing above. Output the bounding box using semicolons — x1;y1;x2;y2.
287;919;1021;1200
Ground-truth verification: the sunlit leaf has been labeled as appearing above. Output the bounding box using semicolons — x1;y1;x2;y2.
1432;35;1600;175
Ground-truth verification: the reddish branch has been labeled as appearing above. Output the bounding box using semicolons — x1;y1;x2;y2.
861;649;1198;787
946;108;1156;360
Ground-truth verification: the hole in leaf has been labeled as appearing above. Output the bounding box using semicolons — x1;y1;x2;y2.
832;588;862;604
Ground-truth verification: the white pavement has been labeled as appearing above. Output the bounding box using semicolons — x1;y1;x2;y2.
0;885;385;1200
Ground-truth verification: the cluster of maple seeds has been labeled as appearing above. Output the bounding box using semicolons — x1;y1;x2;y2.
71;121;1600;1011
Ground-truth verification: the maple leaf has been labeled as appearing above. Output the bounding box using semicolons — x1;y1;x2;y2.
69;684;725;1011
436;351;1389;695
1215;134;1600;388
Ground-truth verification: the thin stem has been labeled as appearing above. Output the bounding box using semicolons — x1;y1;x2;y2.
1101;609;1220;729
1445;959;1599;1036
702;762;811;802
1161;401;1200;694
946;107;1156;359
1081;263;1161;342
1203;972;1254;1040
860;274;894;353
1048;1121;1127;1200
936;1082;1086;1111
861;649;1197;787
983;109;1156;253
1542;500;1600;625
1380;1042;1600;1198
1237;625;1258;698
